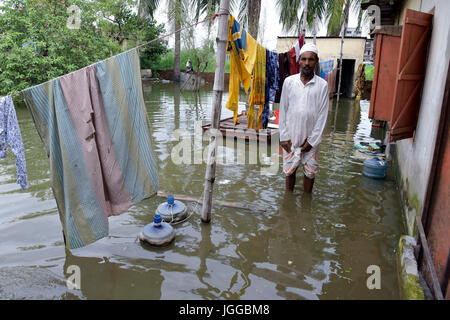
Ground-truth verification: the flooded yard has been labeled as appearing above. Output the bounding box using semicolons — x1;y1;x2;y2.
0;82;405;299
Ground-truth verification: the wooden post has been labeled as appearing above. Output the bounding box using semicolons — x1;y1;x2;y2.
201;0;230;223
416;216;444;300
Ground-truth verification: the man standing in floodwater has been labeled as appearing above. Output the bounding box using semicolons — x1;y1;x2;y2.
279;43;329;193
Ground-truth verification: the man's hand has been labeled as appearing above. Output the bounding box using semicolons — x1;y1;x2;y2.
300;139;312;153
280;140;292;153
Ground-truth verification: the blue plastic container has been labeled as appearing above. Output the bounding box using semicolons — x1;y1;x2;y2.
363;157;388;179
156;194;187;223
139;214;175;246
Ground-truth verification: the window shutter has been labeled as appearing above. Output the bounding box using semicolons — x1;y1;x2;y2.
388;9;433;142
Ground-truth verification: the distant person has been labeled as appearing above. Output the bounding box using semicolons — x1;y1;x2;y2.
279;43;329;193
186;59;193;73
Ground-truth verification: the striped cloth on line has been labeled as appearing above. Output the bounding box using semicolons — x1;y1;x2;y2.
320;60;334;79
24;49;158;249
247;43;266;130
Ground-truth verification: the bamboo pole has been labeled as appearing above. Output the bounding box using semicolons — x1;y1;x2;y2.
313;16;317;45
301;0;308;38
201;0;230;223
336;2;349;105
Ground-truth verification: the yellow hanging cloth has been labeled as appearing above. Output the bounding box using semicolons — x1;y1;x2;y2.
247;43;266;130
225;15;257;125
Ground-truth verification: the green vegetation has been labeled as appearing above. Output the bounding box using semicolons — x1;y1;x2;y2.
93;0;167;70
0;0;373;95
365;64;374;81
398;236;425;300
0;0;167;96
404;273;425;300
154;49;230;73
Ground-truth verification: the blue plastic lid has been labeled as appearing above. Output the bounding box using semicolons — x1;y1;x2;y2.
154;214;162;225
157;200;187;216
167;194;175;205
142;221;174;241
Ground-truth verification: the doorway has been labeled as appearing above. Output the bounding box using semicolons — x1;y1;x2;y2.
336;59;356;98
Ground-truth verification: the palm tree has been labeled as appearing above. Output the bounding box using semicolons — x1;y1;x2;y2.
246;0;262;39
276;0;313;37
276;0;364;37
139;0;184;82
195;0;261;39
138;0;160;19
194;0;221;35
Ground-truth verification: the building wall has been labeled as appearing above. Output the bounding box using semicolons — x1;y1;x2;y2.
398;0;425;24
395;0;450;235
276;37;366;76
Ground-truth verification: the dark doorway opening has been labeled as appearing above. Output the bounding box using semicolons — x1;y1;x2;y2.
336;59;356;98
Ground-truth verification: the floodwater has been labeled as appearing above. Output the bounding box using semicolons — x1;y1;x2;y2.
0;81;405;299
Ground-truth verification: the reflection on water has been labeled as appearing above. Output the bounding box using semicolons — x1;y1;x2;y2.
0;83;404;299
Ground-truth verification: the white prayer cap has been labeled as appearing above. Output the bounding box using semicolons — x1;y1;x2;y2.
299;43;318;57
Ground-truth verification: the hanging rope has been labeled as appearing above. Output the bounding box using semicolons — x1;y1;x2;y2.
8;11;229;99
135;11;228;51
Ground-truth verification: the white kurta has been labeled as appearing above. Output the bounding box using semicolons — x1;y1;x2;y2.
279;74;329;173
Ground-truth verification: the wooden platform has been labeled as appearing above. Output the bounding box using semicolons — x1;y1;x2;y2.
201;112;279;143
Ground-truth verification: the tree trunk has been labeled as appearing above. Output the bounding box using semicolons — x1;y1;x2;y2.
138;1;143;19
247;0;261;39
173;0;181;82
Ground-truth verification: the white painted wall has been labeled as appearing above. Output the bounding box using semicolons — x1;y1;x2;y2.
395;0;450;235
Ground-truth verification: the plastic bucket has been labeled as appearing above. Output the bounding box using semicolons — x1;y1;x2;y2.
362;158;388;179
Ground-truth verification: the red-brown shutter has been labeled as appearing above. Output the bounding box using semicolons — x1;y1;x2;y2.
369;29;401;122
388;9;433;142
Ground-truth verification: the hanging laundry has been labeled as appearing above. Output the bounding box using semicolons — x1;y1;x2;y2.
289;36;303;75
294;41;301;61
275;52;290;103
319;60;334;79
327;67;338;98
24;49;158;249
263;49;279;129
288;46;300;75
275;37;304;104
0;96;28;190
247;43;266;130
225;15;257;125
294;35;304;62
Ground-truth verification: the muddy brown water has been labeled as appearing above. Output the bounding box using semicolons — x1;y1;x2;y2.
0;82;404;299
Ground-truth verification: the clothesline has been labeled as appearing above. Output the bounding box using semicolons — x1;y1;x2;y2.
9;10;230;100
226;14;310;129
